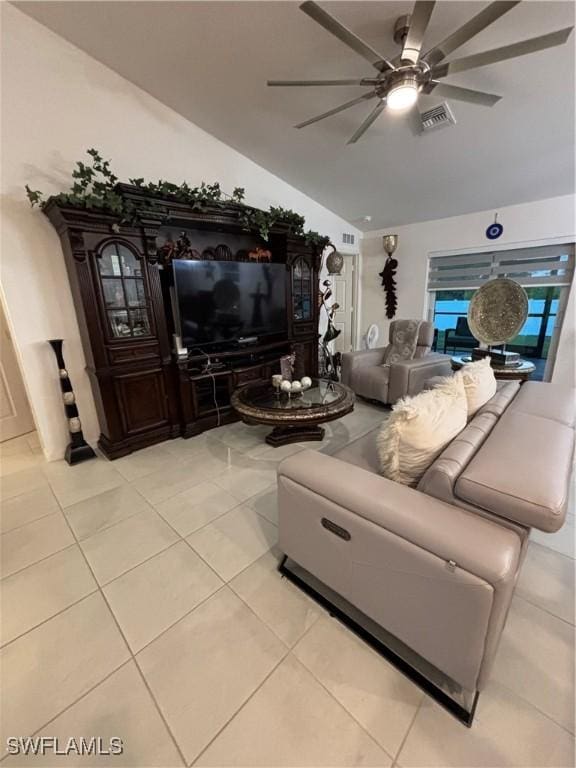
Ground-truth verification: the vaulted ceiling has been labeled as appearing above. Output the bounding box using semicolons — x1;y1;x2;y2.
16;1;575;230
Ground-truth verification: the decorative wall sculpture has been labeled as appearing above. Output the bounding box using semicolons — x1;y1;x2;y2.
319;279;341;380
379;234;399;319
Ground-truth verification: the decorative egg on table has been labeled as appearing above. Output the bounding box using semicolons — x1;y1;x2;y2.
301;376;312;390
280;379;292;394
291;380;303;395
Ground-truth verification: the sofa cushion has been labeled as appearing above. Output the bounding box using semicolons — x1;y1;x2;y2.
507;381;576;426
333;429;381;475
350;365;390;402
377;374;468;486
417;411;498;503
461;358;497;416
455;410;574;532
384;319;422;364
475;380;521;418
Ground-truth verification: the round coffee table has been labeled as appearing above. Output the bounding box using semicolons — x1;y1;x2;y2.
231;379;355;447
451;354;536;382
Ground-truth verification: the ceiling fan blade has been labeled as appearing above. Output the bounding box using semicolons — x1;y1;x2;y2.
347;101;386;144
401;1;436;64
268;79;368;87
425;81;502;106
295;91;378;129
423;1;520;66
432;27;574;77
300;1;394;72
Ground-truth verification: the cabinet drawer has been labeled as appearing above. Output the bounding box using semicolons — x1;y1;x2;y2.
108;343;160;365
293;322;315;337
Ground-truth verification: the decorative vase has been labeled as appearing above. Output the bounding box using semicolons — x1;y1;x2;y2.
48;339;96;465
326;246;344;276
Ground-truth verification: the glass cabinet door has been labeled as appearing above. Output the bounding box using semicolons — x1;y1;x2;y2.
97;243;151;339
292;256;312;322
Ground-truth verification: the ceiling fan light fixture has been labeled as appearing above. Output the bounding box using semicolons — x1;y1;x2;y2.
386;76;419;111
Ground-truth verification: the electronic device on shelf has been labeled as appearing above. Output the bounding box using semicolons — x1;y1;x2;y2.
173;260;287;353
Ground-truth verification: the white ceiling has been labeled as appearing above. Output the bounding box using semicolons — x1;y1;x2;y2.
15;1;576;230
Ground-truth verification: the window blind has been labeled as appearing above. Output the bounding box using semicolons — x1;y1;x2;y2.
428;243;575;291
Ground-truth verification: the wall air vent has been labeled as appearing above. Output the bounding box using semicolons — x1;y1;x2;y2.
342;233;355;245
420;102;457;133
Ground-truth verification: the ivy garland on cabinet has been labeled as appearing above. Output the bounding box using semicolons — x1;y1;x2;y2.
25;148;331;249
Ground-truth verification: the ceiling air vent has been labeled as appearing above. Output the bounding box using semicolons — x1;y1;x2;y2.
342;233;355;245
420;102;457;133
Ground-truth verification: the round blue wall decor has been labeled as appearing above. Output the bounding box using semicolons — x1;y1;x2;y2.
486;215;503;240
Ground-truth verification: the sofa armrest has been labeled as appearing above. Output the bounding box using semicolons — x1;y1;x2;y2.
340;347;387;386
278;450;520;585
387;353;452;402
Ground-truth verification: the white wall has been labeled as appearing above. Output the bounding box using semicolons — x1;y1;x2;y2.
0;5;359;460
360;195;576;387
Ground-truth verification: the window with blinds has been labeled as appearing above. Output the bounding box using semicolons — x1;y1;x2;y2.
427;243;575;291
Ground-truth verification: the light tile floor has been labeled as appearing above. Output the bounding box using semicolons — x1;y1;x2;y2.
0;413;574;767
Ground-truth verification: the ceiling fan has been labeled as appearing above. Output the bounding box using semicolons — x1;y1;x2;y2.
267;1;573;144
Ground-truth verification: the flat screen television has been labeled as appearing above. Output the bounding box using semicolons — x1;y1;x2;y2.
173;260;287;352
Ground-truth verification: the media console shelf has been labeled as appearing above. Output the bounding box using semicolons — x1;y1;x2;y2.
44;186;322;458
179;339;298;436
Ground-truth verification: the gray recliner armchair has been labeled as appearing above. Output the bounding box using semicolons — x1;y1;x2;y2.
341;320;451;405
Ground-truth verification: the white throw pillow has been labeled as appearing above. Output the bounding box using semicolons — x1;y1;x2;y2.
460;357;497;416
377;373;468;486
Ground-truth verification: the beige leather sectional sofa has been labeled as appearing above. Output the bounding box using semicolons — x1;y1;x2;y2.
277;379;575;708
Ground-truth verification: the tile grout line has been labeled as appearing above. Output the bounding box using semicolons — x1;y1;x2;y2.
92;537;182;588
128;459;250;508
528;537;575;562
7;415;567;761
392;695;424;766
0;521;76;582
65;491;157;542
0;581;100;650
1;477;60;515
286;637;403;764
53;496;190;768
513;591;575;627
495;678;576;738
132;582;229;657
191;594;396;766
0;506;60;537
0;659;136;766
189;645;292;767
3;468;280;655
96;449;294;765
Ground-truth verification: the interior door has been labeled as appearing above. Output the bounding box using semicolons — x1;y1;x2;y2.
331;255;357;353
0;302;35;441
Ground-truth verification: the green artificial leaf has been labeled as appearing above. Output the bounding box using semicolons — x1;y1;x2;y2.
24;148;331;247
25;185;44;207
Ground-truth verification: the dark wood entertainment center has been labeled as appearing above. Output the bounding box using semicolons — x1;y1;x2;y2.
44;185;322;459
